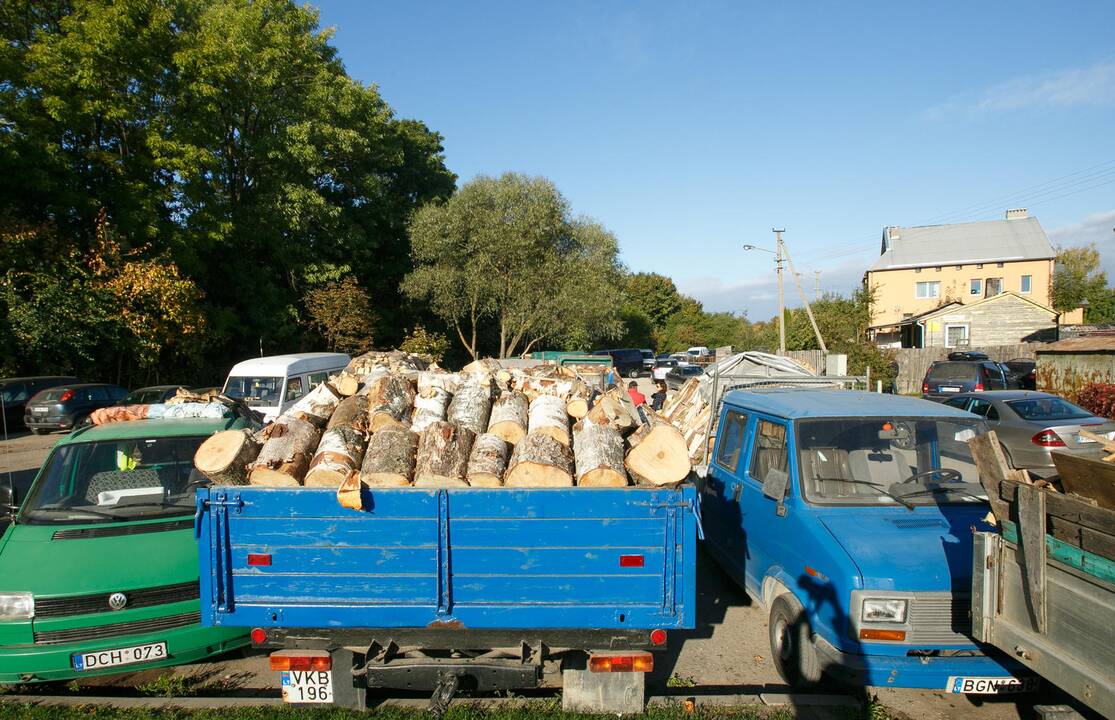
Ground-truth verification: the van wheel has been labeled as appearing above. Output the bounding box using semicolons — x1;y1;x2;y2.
627;368;640;379
769;593;823;688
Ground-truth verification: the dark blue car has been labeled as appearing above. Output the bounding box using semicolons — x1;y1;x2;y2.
922;355;1007;401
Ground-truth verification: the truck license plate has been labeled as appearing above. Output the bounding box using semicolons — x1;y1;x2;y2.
947;676;1038;694
71;641;167;671
281;670;333;703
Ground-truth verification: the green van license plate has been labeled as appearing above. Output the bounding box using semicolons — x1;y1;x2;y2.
71;641;168;671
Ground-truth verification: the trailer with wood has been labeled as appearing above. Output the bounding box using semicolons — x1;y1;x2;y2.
192;351;699;714
969;431;1115;719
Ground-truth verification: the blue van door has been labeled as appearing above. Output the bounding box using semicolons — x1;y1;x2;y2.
703;409;751;583
737;417;792;594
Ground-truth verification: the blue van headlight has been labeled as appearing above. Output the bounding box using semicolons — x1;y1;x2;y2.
862;598;908;623
0;593;34;620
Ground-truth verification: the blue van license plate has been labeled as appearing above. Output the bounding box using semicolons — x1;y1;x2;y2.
947;676;1038;694
71;641;168;671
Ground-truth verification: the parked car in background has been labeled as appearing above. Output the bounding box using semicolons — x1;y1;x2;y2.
941;390;1115;476
921;353;1007;401
665;364;703;390
120;385;184;405
655;353;672;363
591;348;644;378
1002;358;1037;390
0;376;79;432
669;353;691;365
23;383;128;435
640;349;655;371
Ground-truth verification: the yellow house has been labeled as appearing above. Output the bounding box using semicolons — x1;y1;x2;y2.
863;210;1081;347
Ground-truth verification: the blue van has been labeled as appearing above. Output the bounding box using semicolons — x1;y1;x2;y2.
698;389;1031;693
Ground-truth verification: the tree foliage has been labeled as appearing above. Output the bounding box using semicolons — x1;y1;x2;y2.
402;173;624;359
625;273;684;331
0;0;454;383
303;277;376;355
1052;244;1114;323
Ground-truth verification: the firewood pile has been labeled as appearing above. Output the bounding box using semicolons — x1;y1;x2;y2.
660;378;716;462
192;351;693;507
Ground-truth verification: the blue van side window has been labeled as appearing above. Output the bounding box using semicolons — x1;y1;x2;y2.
715;411;747;472
750;420;788;484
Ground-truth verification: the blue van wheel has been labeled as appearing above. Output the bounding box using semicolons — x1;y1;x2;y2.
769;593;823;687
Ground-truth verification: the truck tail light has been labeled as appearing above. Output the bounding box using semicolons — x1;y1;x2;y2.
859;629;906;641
269;650;331;672
247;553;272;566
619;554;644;567
1031;430;1065;447
649;629;667;646
589;652;653;673
250;627;267;644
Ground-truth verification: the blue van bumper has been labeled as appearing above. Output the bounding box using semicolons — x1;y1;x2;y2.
813;635;1033;691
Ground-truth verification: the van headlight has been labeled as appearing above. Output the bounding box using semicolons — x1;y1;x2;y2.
861;598;907;623
0;592;34;620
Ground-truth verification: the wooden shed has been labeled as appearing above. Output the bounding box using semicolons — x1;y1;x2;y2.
912;292;1057;349
1035;333;1115;400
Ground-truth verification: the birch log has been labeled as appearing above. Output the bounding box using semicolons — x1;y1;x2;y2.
466;433;510;487
286;380;343;427
360;425;418;487
528;394;570;446
413;421;475;488
573;421;628;487
337;474;363;511
565;381;593;419
250;416;322;486
194;429;262;486
487;391;528;444
625;409;691;486
304;394;368;487
504;432;575;487
411;371;459;432
447;382;492;435
347;350;429;378
367;375;416;431
583;389;638;435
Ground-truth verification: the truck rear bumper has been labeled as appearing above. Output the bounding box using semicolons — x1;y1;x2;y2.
0;625;248;685
255;626;662;652
812;635;1029;690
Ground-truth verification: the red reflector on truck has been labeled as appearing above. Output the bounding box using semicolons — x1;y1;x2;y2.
650;629;667;646
247;553;272;566
250;627;267;644
269;650;331;672
619;554;644;567
589;652;653;673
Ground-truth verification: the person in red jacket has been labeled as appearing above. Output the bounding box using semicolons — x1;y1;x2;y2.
627;380;647;406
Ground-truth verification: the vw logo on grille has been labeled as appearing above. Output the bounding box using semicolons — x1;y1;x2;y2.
107;592;128;611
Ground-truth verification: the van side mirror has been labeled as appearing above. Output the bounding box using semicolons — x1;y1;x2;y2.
762;468;789;516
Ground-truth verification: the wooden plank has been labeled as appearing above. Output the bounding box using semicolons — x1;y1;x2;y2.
1047;517;1115;562
1001;480;1115;537
968;431;1014;523
1017;484;1047;634
1052;451;1115;511
1002;522;1115;586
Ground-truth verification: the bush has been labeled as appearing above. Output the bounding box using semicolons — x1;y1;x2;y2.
1077;383;1115;419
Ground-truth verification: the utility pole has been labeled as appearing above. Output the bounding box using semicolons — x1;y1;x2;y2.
814;271;821;300
773;228;786;355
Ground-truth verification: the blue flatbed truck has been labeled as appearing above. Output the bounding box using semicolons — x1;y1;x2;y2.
196;484;698;712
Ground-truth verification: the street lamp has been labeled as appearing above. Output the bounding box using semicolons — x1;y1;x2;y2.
744;234;786;355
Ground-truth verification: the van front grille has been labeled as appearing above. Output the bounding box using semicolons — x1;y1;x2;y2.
52;519;193;540
34;581;199;619
907;592;972;645
33;611;200;645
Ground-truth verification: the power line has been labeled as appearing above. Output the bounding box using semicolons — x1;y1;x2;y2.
928;165;1115;225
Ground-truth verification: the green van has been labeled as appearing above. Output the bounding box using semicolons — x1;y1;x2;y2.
0;416;251;684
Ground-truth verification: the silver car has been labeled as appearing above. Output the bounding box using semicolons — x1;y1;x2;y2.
942;390;1115;476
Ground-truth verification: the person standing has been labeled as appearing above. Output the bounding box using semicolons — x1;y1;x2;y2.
627;380;647;406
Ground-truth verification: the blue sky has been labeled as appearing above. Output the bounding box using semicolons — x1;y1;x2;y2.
314;1;1115;320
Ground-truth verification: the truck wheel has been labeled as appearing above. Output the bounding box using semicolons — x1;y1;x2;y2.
769;593;823;688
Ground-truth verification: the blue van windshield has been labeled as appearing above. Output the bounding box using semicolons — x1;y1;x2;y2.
797;417;987;506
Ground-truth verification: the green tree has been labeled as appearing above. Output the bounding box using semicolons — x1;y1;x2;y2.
303;276;377;355
658;297;747;352
1051;244;1114;323
625;272;684;331
402;173;624;359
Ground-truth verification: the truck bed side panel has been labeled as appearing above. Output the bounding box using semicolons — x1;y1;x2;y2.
199;486;696;631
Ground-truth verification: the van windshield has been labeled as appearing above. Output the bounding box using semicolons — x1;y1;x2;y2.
19;436;208;525
222;376;284;407
797;417;987;506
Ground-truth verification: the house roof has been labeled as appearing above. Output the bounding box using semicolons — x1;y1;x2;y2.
917;291;1057;319
868;216;1054;272
1036;334;1115;353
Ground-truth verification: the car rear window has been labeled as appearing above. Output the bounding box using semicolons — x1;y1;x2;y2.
928;362;974;381
1006;398;1093;422
33;388;68;402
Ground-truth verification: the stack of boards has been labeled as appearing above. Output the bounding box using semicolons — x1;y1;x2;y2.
192;351;692;510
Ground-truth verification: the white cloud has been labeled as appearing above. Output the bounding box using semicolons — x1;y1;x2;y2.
1048;209;1115;278
925;61;1115;120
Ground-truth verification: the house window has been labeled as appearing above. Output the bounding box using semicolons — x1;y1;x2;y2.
984;278;1002;297
945;324;969;348
916;281;940;299
1021;275;1032;294
970;278;981;295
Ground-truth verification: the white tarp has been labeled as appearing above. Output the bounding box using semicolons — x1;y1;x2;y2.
697;351;840;404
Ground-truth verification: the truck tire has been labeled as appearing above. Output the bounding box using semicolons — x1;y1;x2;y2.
769;593;823;688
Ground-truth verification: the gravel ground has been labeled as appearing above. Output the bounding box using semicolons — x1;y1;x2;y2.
0;414;1077;718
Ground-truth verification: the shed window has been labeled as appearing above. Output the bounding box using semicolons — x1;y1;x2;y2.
945;324;969;348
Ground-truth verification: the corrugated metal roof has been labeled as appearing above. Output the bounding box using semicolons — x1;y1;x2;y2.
868;216;1054;272
1035;335;1115;353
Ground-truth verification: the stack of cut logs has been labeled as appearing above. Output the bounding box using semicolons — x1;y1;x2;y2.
660;378;716;462
193;351;692;508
